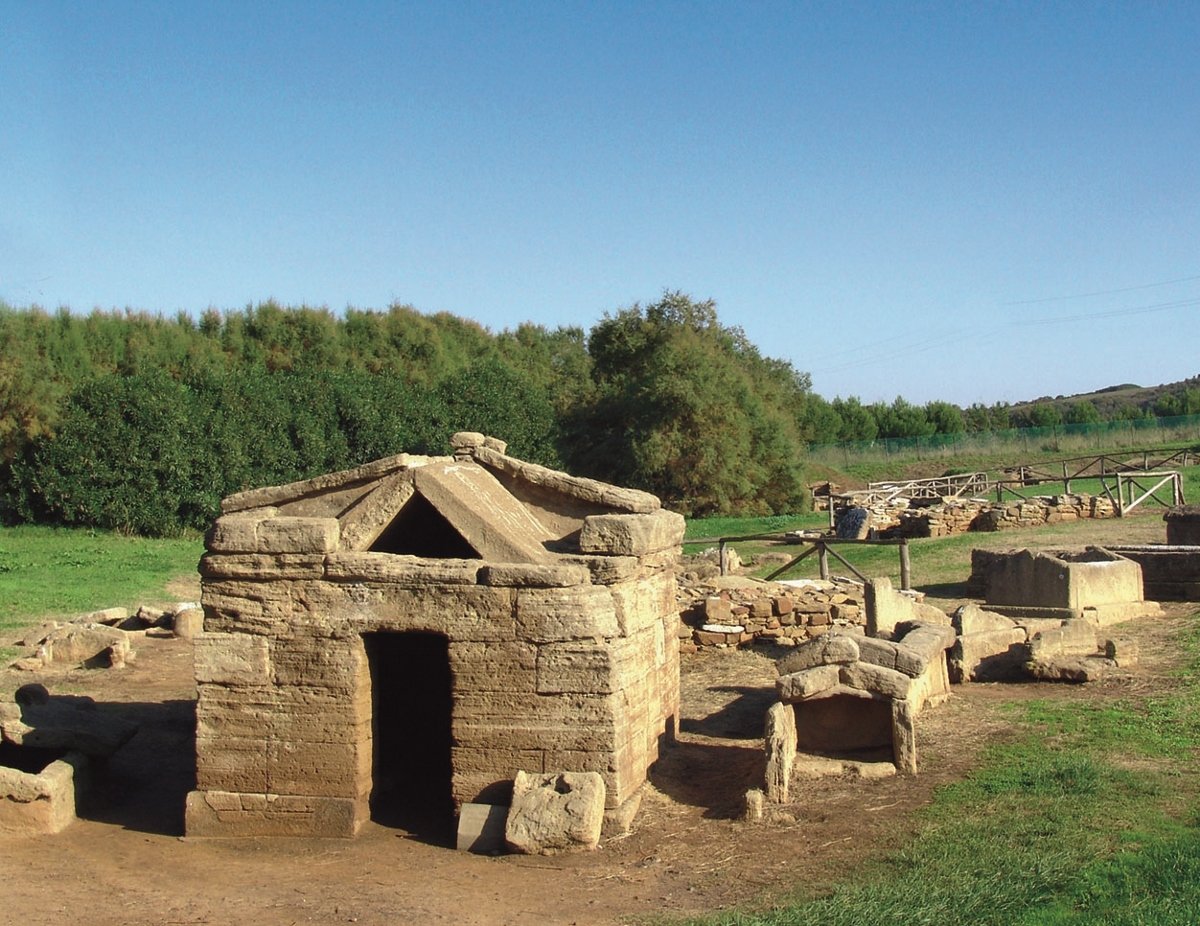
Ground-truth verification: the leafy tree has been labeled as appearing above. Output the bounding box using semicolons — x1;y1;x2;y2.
1065;400;1102;425
831;396;878;442
571;292;807;516
875;397;935;439
925;400;966;434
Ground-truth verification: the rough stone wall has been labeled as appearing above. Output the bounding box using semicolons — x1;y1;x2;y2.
187;436;681;839
676;578;866;651
841;493;1119;540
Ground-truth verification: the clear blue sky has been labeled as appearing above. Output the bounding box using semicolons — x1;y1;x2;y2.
3;2;1198;407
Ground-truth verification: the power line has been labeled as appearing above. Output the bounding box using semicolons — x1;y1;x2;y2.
1003;274;1200;306
1013;296;1200;327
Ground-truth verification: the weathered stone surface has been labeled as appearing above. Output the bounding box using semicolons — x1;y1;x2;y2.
208;511;277;553
1026;620;1097;659
1105;637;1139;666
892;699;917;774
777;633;860;674
894;624;956;669
0;751;86;835
480;563;591;588
457;802;508;853
37;623;134;668
184;790;363;838
221;453;418;515
579;510;686;556
192;439;679;839
83;607;130;626
950;627;1029;682
201;553;326;581
195;632;271;686
173;608;205;640
470;444;661;513
839;662;911;699
324;552;481;585
255;513;340;549
515;586;619;643
505;770;606;855
776;665;841;703
413;461;554;564
1026;656;1114;683
335;472;416;551
953;603;1020;635
1;697;136;757
764;701;797;803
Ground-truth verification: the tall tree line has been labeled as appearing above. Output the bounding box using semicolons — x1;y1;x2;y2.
0;295;1187;534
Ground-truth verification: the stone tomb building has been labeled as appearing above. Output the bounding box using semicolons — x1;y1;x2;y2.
186;433;682;838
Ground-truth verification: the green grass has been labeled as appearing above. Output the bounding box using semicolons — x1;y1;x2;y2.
0;525;204;635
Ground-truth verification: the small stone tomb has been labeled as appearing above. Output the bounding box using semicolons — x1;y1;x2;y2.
764;598;955;802
969;547;1162;626
187;433;682;839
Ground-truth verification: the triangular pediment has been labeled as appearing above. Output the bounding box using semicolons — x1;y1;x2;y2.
334;460;554;563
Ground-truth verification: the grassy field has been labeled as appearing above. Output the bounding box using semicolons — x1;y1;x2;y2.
0;525;204;635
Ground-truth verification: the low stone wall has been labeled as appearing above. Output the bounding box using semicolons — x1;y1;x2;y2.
676;576;865;652
858;493;1119;539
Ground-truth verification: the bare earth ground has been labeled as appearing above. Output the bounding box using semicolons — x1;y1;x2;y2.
0;602;1192;926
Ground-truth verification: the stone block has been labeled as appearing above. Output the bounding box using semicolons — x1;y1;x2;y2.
255;516;340;554
578;510;685;556
777;633;860;674
413;461;553;564
764;701;797;802
457;802;509;853
324;552;480;585
185;790;362;838
950;628;1029;682
173;608;205;640
505;770;606;855
536;643;614;694
776;664;841;703
480;564;591;588
515;586;619;642
195;632;271;687
839;662;911;699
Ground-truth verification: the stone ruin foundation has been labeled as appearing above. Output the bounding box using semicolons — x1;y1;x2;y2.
956;546;1159;683
1110;506;1200;602
187;433;682;839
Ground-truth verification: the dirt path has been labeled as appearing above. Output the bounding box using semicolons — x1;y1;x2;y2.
1;607;1190;926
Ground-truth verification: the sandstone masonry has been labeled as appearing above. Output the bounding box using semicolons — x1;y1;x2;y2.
187;433;682;839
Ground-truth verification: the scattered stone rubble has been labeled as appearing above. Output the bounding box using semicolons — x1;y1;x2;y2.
7;602;201;672
950;603;1138;683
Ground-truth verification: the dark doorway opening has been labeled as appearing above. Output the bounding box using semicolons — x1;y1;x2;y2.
793;694;894;764
363;631;455;844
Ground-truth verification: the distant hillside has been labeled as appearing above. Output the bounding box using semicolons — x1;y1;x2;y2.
1010;375;1200;420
